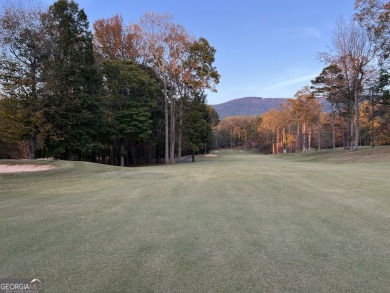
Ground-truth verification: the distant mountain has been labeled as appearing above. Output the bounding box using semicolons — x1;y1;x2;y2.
210;96;331;119
211;97;288;119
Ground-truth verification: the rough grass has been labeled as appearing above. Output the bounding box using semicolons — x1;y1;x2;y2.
1;147;390;292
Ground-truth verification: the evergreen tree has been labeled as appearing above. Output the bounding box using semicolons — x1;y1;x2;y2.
41;0;102;159
311;65;347;150
101;60;158;165
182;93;212;162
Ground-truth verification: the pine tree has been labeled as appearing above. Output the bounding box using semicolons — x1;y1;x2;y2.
41;0;102;159
182;93;212;162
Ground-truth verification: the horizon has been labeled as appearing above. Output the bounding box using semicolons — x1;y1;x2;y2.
210;96;287;106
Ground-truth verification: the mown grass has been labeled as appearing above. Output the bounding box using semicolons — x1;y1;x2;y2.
1;148;390;292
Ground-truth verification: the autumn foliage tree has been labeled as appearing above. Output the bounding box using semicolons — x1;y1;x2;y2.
0;1;219;163
93;14;141;61
319;18;377;150
93;11;219;164
289;87;321;152
214;116;260;149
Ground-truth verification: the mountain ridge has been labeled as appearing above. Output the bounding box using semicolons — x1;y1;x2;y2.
210;97;288;118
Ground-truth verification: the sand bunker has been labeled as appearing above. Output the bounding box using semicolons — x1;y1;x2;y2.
0;164;55;173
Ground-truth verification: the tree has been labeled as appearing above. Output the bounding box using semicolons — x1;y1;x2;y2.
93;12;220;164
355;0;390;148
355;0;390;62
277;104;295;153
41;0;102;159
213;115;260;150
182;93;212;162
0;97;27;158
259;104;294;154
205;105;219;151
207;105;220;127
0;4;220;163
93;14;141;61
0;0;46;158
319;18;376;150
164;22;193;163
311;64;346;150
184;37;220;93
136;12;180;164
290;87;321;152
100;60;158;165
261;109;281;154
177;37;220;162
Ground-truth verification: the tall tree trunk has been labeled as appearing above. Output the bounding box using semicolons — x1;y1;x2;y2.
28;132;36;160
317;109;321;151
350;109;354;151
353;92;359;150
339;111;346;149
109;144;114;165
302;123;307;152
272;136;275;154
164;87;169;164
118;139;125;167
28;64;38;160
371;96;375;148
331;104;336;151
296;123;300;152
178;98;183;163
272;128;275;154
170;97;175;163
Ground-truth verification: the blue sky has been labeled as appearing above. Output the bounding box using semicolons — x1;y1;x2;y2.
43;0;357;104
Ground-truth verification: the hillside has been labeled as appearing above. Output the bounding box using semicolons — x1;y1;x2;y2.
211;96;331;118
211;97;288;118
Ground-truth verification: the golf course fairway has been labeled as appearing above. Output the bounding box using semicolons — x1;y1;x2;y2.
1;148;389;292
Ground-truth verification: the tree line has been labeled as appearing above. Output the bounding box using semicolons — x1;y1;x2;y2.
0;0;220;164
215;0;390;153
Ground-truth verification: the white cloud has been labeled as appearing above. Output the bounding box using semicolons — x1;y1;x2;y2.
265;73;318;91
274;27;322;39
206;72;319;103
301;27;322;39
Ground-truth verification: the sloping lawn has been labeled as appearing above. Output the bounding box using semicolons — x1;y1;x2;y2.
1;148;389;292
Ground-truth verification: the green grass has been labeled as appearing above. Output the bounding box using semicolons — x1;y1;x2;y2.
1;148;390;292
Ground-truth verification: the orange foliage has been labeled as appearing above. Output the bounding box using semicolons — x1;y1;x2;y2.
93;14;141;61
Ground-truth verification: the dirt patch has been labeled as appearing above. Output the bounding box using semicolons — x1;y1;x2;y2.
0;164;56;173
